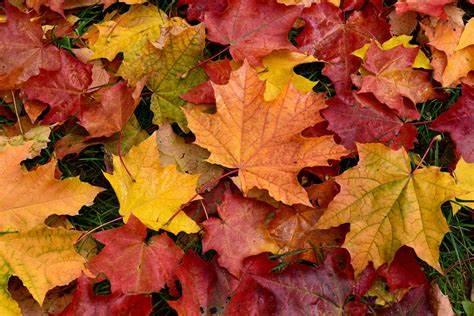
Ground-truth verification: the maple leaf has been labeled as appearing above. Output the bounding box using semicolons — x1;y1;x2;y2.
268;181;349;263
456;19;474;51
168;252;234;315
296;2;390;98
89;216;184;294
316;143;463;273
0;142;102;232
181;58;232;104
22;49;92;124
104;116;149;155
379;284;454;315
377;246;428;291
202;190;279;276
258;50;317;101
356;43;437;120
452;158;474;209
225;254;279;315
0;225;84;314
0;119;51;156
104;133;200;234
144;20;207;127
107;12;206;126
60;275;152;316
157;123;223;186
396;0;455;18
7;277;74;316
178;0;228;21
322;93;418;150
185;61;348;205
204;0;302;65
0;3;60;89
352;35;432;70
87;5;167;63
23;0;65;15
252;249;355;314
79;81;141;138
431;85;474;162
422;13;474;86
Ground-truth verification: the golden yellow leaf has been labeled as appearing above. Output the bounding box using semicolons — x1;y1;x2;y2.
258;50;317;101
0;143;102;232
316;143;463;273
185;61;348;206
87;5;168;62
353;35;432;69
456;18;474;51
453;158;474;210
105;133;200;234
0;225;84;313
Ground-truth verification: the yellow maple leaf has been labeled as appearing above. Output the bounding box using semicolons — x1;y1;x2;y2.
258;50;317;101
105;133;200;234
87;5;168;62
453;158;474;210
456;18;474;51
185;61;348;206
316;143;464;273
353;35;432;69
0;225;84;315
0;143;102;232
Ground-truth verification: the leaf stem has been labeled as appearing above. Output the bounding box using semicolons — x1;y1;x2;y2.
181;46;230;79
77;217;123;243
11;91;24;136
117;131;136;182
413;135;441;171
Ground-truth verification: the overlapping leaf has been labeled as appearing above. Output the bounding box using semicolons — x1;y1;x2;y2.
185;61;348;205
316;143;463;272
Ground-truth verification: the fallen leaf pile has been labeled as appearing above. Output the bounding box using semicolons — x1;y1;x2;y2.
0;0;472;315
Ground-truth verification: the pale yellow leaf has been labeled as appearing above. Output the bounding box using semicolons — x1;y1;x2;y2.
316;143;463;273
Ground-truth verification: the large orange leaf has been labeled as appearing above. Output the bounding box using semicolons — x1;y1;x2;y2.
316;143;464;273
0;142;102;232
185;61;348;205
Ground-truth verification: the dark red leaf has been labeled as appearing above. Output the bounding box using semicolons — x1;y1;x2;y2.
322;93;418;150
296;2;390;98
168;252;234;315
377;246;428;291
432;85;474;162
60;275;152;316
